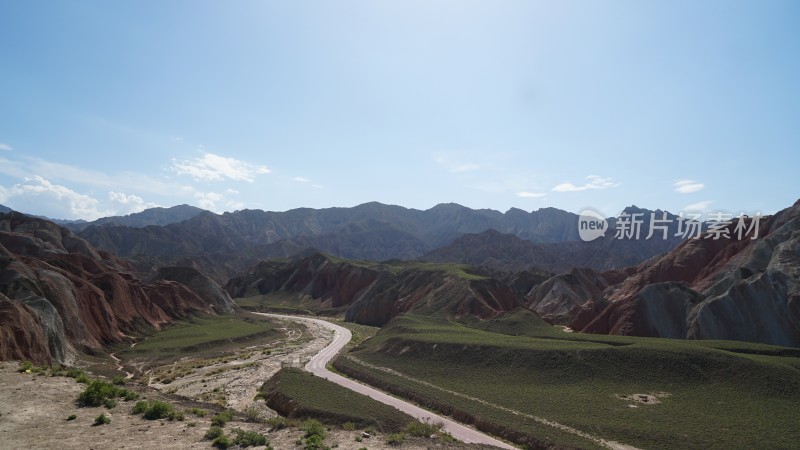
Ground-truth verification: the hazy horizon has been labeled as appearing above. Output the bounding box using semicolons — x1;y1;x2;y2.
1;1;798;220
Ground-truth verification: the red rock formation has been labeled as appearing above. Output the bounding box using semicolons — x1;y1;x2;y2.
0;212;235;364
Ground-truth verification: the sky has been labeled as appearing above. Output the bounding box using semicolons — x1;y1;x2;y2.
1;0;798;221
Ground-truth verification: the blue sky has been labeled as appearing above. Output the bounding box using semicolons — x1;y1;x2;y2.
1;1;798;220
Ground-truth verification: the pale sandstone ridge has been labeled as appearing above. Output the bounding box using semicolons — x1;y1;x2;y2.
0;212;236;364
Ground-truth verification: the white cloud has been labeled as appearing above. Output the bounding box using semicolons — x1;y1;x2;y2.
108;191;159;214
517;191;547;198
172;152;271;182
226;188;240;195
673;179;705;194
3;176;113;220
0;143;12;151
194;191;224;211
684;200;713;211
293;176;310;183
552;175;620;192
311;184;323;188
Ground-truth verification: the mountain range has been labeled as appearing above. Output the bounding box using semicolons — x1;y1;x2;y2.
64;202;683;282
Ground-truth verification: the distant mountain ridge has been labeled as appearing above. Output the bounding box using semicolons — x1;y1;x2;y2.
75;202;682;282
65;204;205;231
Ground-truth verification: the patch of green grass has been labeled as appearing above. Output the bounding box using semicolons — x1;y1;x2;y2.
212;434;231;449
261;368;413;432
118;313;283;365
336;312;800;450
66;414;77;421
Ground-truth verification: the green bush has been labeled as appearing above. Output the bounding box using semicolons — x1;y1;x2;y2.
342;422;356;431
18;360;33;373
66;414;77;421
210;410;234;427
104;398;118;409
94;413;111;426
77;380;120;407
232;428;269;447
132;401;148;414
386;433;405;446
304;434;327;450
75;373;91;384
212;434;231;449
303;419;326;439
143;401;175;420
204;425;224;440
112;375;127;385
120;389;140;401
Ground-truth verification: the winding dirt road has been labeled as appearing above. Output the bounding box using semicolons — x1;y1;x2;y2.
260;313;516;450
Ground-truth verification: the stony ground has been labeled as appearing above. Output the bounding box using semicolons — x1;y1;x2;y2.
0;361;490;449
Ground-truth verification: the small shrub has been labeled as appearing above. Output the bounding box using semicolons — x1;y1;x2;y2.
75;373;91;384
304;434;327;450
66;414;77;421
354;436;362;442
187;421;197;427
212;434;231;449
94;413;111;426
77;380;120;407
112;375;127;385
244;405;262;423
104;398;118;409
404;419;444;437
386;433;405;446
186;407;207;417
18;360;33;373
143;401;175;420
120;389;140;401
211;410;234;427
132;401;148;414
342;422;356;431
65;367;87;380
204;425;224;440
303;419;326;439
267;416;290;430
232;428;269;447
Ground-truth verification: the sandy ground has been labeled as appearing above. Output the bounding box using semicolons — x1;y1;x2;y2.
0;363;487;449
142;317;335;417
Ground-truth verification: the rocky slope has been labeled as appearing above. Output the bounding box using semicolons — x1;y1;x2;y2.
226;253;521;326
0;212;236;364
422;226;680;273
528;200;800;347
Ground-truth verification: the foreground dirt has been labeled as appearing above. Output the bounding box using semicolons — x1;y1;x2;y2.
143;317;334;416
0;363;488;449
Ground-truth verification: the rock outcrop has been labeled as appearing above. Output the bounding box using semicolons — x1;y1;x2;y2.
0;212;236;364
529;200;800;347
226;253;521;326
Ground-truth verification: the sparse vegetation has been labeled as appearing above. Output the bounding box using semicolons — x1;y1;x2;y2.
211;434;231;449
93;413;111;426
231;428;270;448
404;419;444;437
386;433;405;446
66;414;77;421
210;410;234;427
204;425;224;440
